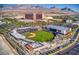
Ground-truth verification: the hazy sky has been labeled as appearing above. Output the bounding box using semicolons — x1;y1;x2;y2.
0;4;79;12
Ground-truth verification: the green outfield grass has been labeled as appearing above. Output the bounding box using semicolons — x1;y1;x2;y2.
24;31;54;42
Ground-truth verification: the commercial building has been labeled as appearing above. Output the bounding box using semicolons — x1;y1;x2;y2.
72;21;79;25
45;25;72;35
25;44;33;52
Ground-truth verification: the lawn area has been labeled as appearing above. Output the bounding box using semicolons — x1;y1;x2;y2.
24;31;54;42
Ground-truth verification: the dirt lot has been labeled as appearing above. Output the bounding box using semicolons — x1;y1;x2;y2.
0;35;14;55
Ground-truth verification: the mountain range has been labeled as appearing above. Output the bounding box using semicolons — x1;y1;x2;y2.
1;4;79;15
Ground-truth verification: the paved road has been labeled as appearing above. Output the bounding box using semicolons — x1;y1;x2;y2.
0;35;14;55
58;29;79;55
60;43;79;55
